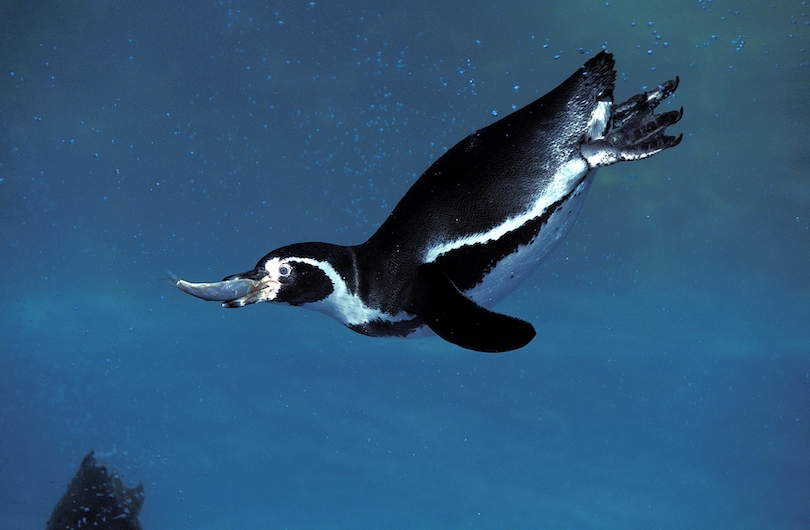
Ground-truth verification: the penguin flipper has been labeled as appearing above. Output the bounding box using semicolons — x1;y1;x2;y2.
411;262;536;353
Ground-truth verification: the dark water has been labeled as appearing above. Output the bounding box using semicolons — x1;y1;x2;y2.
1;1;808;528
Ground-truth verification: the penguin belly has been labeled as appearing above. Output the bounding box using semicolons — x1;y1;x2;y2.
460;170;597;308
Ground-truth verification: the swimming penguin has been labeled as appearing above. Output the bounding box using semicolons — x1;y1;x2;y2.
171;51;682;352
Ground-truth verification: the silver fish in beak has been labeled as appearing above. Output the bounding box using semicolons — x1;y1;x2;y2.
167;270;275;307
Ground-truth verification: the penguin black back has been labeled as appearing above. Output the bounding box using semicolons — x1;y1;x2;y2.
357;51;619;312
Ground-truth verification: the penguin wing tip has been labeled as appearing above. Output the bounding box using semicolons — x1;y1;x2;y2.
471;323;536;353
411;262;537;354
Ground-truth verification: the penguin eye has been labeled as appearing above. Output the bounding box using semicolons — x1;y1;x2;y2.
278;264;292;277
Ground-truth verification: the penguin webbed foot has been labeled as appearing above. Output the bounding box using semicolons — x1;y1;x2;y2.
583;76;683;167
612;76;679;127
410;263;536;353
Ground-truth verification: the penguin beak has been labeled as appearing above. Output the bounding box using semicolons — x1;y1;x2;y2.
167;270;278;308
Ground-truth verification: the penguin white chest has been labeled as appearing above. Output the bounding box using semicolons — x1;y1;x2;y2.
469;170;596;305
425;152;597;308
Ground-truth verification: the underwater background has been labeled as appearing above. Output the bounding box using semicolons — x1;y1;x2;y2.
1;0;808;528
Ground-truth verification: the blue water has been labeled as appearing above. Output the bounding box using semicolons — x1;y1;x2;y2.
1;1;808;528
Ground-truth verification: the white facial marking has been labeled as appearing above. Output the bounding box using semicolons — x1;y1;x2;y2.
288;257;413;326
236;257;281;302
264;257;287;278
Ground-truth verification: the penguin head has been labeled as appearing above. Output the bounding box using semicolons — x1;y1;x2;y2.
218;243;346;308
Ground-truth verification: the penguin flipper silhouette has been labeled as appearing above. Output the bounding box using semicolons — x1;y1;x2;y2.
411;262;536;353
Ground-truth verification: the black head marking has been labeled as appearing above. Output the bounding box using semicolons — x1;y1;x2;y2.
253;242;357;306
273;259;334;306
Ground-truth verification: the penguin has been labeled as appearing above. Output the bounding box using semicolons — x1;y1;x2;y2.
171;51;682;352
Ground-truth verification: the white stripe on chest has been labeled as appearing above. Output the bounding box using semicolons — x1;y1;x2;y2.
423;98;610;269
465;171;595;307
296;257;412;326
425;156;590;265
